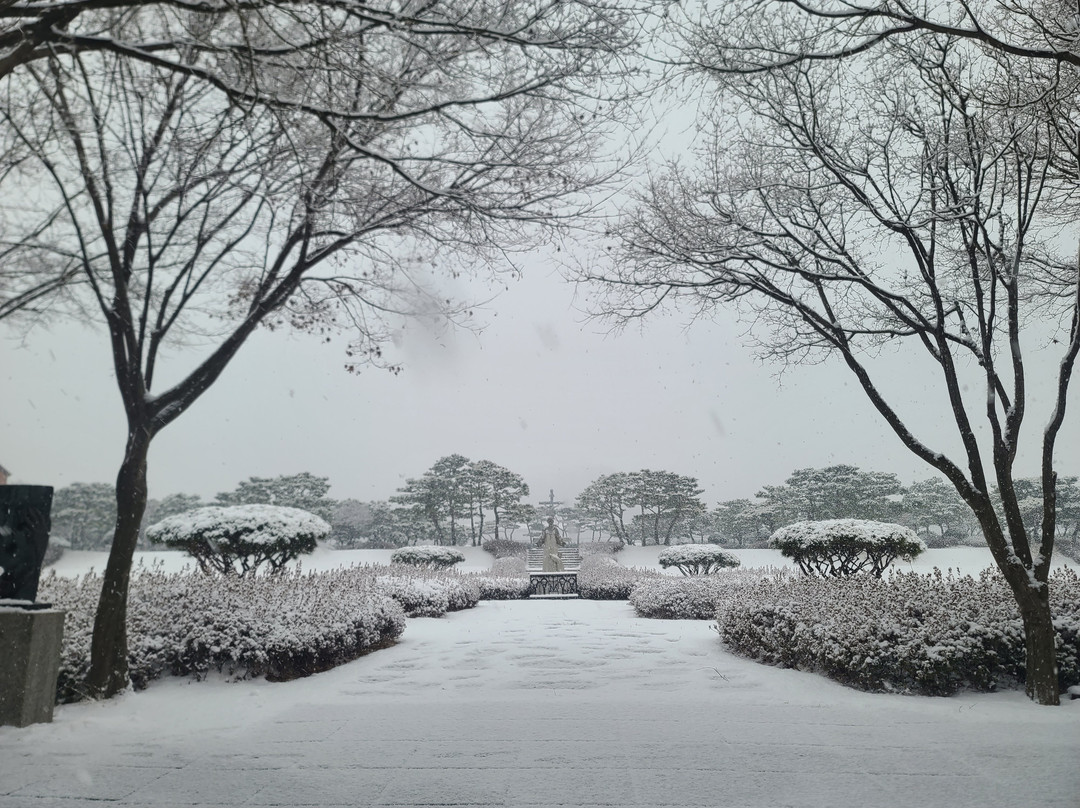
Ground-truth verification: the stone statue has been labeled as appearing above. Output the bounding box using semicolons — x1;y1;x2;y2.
540;517;565;572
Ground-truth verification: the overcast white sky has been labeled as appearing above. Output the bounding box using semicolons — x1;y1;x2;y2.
3;242;1076;507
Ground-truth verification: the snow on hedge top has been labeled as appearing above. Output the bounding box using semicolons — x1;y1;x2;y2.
390;545;466;568
656;544;741;575
770;519;925;554
147;505;331;545
657;545;741;566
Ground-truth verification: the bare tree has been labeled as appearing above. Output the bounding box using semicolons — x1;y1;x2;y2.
585;24;1080;704
679;0;1080;76
0;0;636;698
0;1;648;320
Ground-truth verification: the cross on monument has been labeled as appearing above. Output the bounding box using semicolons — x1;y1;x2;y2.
539;489;563;518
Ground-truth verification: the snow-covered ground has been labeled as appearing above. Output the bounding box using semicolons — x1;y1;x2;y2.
2;598;1078;807
13;544;1079;806
8;544;1080;806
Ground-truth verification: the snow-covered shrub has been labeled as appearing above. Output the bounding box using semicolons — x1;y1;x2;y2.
630;568;790;619
489;556;527;575
376;568;480;616
577;555;657;600
390;545;466;569
482;538;530;559
716;568;1080;695
468;574;532;600
657;544;741;575
146;505;330;576
38;564;406;703
770;519;925;578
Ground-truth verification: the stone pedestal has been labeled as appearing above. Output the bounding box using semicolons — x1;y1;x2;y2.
0;607;66;727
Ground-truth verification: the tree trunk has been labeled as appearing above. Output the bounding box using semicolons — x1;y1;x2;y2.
1013;582;1060;706
85;423;152;698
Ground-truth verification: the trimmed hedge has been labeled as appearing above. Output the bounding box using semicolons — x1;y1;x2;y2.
578;555;657;600
39;565;406;703
630;568;790;619
390;545;466;569
715;568;1080;696
468;574;532;600
37;562;492;703
377;568;480;616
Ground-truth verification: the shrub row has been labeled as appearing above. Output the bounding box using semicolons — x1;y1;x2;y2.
389;546;466;569
39;565;408;703
578;555;657;600
630;568;790;619
466;574;533;600
714;568;1080;696
38;562;493;703
377;565;480;615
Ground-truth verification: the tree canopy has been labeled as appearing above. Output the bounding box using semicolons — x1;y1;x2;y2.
215;473;335;522
757;466;902;524
390;456;531;546
576;470;706;545
50;482;117;551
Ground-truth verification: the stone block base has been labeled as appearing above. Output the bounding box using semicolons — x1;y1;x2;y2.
0;607;65;727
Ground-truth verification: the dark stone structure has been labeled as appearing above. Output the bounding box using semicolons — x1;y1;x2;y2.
0;485;54;602
0;608;66;726
529;572;580;597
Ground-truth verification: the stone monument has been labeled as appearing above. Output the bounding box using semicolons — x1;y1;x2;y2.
0;484;66;727
540;516;565;572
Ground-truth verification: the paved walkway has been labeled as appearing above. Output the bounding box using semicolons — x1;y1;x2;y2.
2;600;1078;807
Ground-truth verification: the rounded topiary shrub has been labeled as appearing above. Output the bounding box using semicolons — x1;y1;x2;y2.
578;555;656;600
390;545;466;569
658;544;741;575
147;504;330;576
769;519;925;578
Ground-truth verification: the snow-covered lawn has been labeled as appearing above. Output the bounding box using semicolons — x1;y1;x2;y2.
2;599;1078;807
10;543;1077;806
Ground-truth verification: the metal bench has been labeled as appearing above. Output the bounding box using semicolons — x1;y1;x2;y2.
526;547;582;596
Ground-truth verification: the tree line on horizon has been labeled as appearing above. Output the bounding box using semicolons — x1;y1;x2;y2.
49;462;1080;558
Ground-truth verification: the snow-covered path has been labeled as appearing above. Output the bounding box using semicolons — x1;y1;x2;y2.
3;599;1078;807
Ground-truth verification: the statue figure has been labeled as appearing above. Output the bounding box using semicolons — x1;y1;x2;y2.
540;516;565;572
